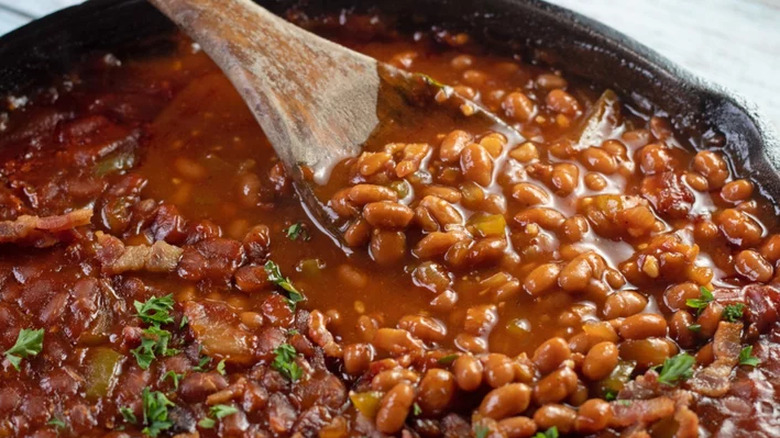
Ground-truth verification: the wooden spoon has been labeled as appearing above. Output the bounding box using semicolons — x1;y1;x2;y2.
149;0;520;236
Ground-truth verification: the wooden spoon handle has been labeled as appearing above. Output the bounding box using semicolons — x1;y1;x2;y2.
149;0;380;181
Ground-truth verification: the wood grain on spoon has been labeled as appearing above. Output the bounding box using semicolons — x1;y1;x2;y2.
148;0;522;240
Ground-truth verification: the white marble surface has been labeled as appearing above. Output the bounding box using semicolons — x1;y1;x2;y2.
1;0;779;130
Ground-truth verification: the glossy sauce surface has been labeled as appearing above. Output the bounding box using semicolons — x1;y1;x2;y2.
0;10;778;438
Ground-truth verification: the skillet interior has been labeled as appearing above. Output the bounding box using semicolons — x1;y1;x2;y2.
0;0;777;206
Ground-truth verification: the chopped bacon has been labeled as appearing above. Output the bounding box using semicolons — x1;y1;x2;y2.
308;310;343;358
674;406;699;438
0;208;92;246
96;231;183;274
610;396;675;428
640;172;693;219
184;301;256;364
690;322;743;397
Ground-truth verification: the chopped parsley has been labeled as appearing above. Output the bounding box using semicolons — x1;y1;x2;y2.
687;324;702;332
179;315;189;330
134;295;175;326
272;343;302;382
722;303;745;322
285;223;310;241
211;404;239;419
192;346;211;372
132;326;179;370
533;427;559;438
216;359;226;376
412;402;422;416
163;371;183;389
4;328;44;371
474;424;489;438
437;354;459;365
120;406;137;424
264;260;306;310
198;404;239;429
603;389;617;401
738;346;760;367
140;388;175;437
198;417;216;429
47;417;66;429
686;286;714;315
656;353;695;386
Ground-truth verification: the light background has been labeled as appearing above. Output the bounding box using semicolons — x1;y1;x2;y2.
1;0;779;130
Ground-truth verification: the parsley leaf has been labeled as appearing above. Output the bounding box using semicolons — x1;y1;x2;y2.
738;346;760;367
192;347;211;372
198;417;216;429
216;359;226;376
47;417;66;429
211;404;239;419
412;402;422;416
120;407;137;424
656;353;695;386
134;295;175;326
132;326;179;370
686;286;714;314
603;389;617;401
179;315;189;330
437;354;459;365
722;303;745;322
272;344;302;382
139;388;175;437
285;223;310;241
197;405;238;429
4;328;44;370
533;427;559;438
264;260;306;310
474;424;489;438
163;371;183;389
687;324;702;332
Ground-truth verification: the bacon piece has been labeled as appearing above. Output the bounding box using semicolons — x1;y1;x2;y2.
308;310;342;357
184;301;256;364
690;322;743;397
0;208;92;245
96;231;183;274
610;396;675;428
640;172;693;219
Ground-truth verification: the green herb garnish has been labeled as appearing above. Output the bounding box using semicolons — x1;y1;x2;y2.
603;389;617;401
533;427;559;438
120;407;137;424
285;223;310;241
134;295;175;326
738;346;760;367
474;424;489;438
272;344;302;382
163;371;183;389
198;417;216;429
132;326;179;370
656;353;695;386
47;417;66;429
437;354;459;365
722;303;745;322
413;403;422;416
264;260;306;310
139;388;175;437
216;359;226;376
3;328;44;371
687;324;702;332
211;404;239;419
686;286;714;314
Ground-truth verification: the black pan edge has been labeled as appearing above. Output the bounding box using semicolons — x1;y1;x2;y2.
0;0;778;204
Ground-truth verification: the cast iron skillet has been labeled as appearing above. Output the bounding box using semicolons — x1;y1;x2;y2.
1;0;778;207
